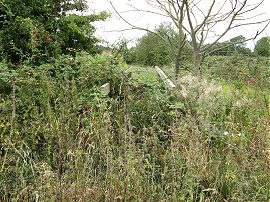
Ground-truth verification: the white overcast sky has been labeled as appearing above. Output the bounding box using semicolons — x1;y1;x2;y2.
88;0;270;49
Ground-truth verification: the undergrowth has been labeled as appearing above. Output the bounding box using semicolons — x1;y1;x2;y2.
0;54;269;201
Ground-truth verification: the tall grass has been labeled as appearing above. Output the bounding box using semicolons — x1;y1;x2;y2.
0;54;269;201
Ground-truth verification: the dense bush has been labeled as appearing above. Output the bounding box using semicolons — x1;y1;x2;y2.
0;0;108;65
203;55;269;88
128;83;173;140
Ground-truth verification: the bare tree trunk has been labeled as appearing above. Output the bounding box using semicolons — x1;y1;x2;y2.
174;41;185;80
193;51;202;77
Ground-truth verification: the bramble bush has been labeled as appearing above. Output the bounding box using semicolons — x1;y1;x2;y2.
203;55;269;89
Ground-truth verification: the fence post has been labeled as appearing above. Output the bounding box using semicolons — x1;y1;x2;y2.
100;82;110;95
155;66;175;90
100;66;133;95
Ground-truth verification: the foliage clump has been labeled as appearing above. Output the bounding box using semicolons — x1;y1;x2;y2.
130;23;192;67
254;37;270;57
0;0;109;65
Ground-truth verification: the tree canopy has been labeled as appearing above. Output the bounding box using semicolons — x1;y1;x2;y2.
208;35;252;56
254;37;270;57
0;0;108;66
134;24;172;66
132;23;191;67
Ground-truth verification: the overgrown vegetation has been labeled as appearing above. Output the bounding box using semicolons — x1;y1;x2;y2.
0;52;269;201
0;1;270;201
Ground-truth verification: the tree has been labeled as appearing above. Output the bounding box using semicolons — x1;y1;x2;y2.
111;0;270;77
111;38;134;64
133;23;186;67
229;36;252;56
110;1;187;79
208;35;252;56
135;32;166;66
254;37;270;57
0;0;108;66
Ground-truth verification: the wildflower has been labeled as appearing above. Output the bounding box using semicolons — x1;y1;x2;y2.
181;86;188;98
237;133;242;137
223;131;229;135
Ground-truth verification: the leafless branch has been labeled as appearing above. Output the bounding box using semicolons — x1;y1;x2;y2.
109;0;270;76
